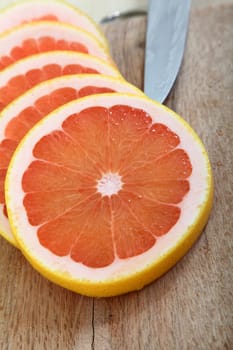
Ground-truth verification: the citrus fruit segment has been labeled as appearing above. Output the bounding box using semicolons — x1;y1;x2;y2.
0;75;143;246
0;0;108;47
0;51;122;113
0;21;111;71
6;93;213;297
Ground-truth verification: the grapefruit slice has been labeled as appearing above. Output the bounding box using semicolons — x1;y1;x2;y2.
0;75;143;246
0;51;122;113
0;21;111;71
6;93;213;297
0;0;107;47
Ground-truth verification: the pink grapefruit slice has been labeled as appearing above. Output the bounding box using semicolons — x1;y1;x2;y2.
0;75;143;246
0;0;108;47
0;50;122;113
0;21;112;71
6;93;213;297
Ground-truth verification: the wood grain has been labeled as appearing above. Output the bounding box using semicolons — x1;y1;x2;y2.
103;16;147;90
0;1;232;349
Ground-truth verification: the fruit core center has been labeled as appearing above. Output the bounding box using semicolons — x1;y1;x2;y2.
97;172;123;196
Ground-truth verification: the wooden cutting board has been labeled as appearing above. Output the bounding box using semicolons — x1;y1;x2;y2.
0;1;232;349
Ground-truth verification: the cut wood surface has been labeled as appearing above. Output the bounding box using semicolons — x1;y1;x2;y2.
0;0;232;349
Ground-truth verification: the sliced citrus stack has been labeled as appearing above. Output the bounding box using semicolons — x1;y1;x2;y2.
0;21;112;71
0;75;143;246
0;51;122;113
6;93;213;297
0;0;107;47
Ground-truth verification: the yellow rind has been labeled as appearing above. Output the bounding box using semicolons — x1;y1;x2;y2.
56;0;109;49
5;93;214;297
0;225;18;248
0;50;122;81
0;75;142;123
0;0;109;49
0;76;142;247
54;0;109;48
0;20;112;64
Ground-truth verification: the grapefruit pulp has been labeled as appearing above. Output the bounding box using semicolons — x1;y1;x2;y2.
6;93;213;297
0;0;108;47
0;51;122;113
0;21;111;71
0;75;142;246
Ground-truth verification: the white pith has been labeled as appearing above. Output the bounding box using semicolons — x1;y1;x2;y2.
6;94;211;281
0;0;106;46
0;21;109;62
97;172;123;196
0;75;143;244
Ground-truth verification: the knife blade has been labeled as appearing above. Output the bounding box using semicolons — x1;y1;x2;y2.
144;0;191;103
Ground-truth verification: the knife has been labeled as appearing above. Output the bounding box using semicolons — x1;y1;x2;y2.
144;0;191;103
